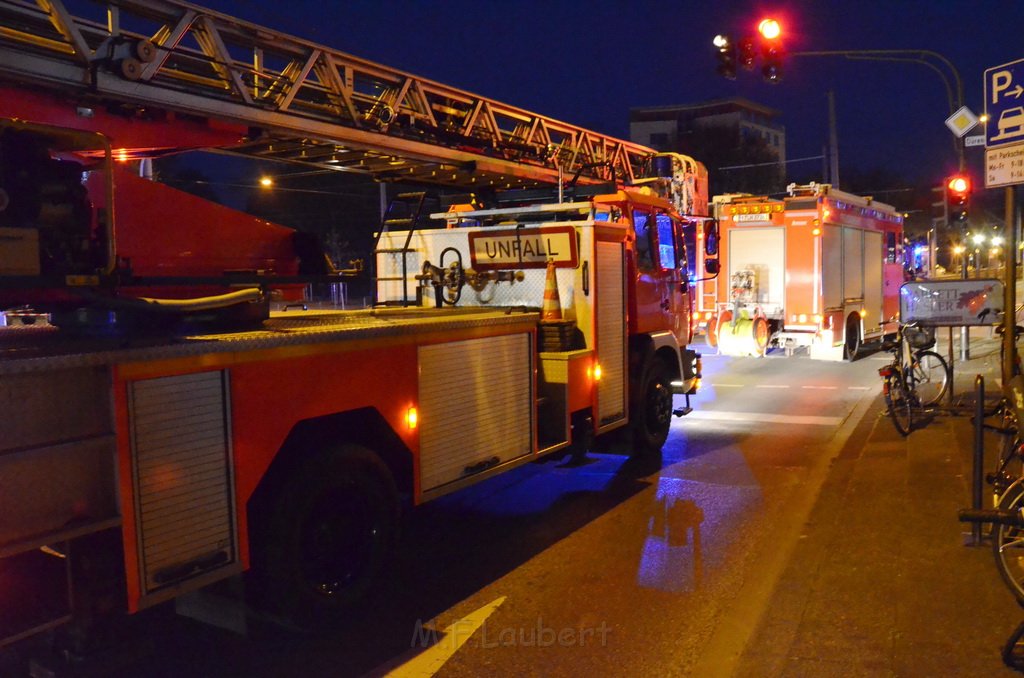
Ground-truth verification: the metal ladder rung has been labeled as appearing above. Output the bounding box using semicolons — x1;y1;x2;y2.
376;276;406;281
396;191;426;200
384;218;414;227
375;248;417;254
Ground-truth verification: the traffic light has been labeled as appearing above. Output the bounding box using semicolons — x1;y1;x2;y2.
738;37;756;70
762;43;783;83
758;17;784;83
946;175;971;224
713;34;737;79
757;18;781;40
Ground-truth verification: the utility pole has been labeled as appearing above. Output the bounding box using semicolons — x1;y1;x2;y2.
827;90;840;188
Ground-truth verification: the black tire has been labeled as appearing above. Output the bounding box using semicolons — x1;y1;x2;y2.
883;372;913;436
251;444;399;626
844;315;861;361
567;410;593;463
993;479;1024;604
907;350;949;407
994;408;1024;506
631;354;673;456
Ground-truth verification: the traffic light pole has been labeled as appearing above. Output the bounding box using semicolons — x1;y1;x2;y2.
1004;187;1017;388
790;49;965;169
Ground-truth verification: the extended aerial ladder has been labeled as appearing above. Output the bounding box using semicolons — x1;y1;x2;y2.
0;0;655;189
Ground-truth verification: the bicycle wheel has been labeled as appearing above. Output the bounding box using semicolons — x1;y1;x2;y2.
994;408;1024;506
907;350;949;407
883;372;913;436
993;479;1024;603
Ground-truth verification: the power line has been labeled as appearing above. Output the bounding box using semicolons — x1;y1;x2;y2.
717;155;824;171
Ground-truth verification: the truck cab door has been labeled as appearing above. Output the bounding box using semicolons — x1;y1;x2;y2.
654;213;690;342
632;210;662;335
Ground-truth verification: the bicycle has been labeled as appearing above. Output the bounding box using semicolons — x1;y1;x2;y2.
960;501;1024;669
878;322;950;436
989;323;1024;505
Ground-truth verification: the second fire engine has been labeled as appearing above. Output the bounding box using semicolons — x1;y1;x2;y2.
697;183;904;359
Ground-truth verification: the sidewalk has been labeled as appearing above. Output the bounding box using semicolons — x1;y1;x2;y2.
736;332;1024;676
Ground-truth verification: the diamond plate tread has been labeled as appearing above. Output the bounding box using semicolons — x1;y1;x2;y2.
0;308;539;375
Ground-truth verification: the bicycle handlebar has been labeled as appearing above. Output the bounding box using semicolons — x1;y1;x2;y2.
958;507;1024;526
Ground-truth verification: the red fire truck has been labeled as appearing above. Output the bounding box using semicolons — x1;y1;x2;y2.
698;183;904;359
0;0;716;655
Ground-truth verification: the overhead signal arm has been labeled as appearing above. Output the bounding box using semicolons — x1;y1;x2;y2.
0;0;654;189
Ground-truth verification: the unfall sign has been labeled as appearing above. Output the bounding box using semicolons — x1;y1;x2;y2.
467;226;578;270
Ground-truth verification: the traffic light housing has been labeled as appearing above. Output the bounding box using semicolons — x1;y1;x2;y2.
714;34;737;79
946;175;971;224
738;37;756;70
759;17;783;83
762;42;784;83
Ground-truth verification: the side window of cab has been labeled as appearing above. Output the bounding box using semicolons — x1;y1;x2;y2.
633;210;654;271
655;213;678;271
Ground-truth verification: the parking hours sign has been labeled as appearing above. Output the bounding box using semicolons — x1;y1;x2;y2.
985;57;1024;187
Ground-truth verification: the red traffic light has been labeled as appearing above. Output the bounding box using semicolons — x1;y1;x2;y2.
947;176;970;194
758;18;781;40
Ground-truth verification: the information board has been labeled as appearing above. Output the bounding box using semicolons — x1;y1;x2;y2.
899;279;1003;326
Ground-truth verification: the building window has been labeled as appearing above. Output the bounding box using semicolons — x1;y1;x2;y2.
649;133;669;148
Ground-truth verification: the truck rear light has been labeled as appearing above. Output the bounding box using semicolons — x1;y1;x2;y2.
812;228;821;236
813;314;822;324
878;366;894;378
589;362;603;381
704;311;713;320
798;314;807;323
406;406;418;430
859;309;867;318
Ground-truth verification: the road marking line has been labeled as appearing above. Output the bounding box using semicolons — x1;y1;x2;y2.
710;383;745;387
686;410;843;426
802;385;838;390
755;384;790;389
381;597;506;677
848;386;873;391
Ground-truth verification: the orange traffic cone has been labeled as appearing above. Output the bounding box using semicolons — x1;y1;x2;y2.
541;260;562;321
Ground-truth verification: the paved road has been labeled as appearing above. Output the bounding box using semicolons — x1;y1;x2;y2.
106;344;886;677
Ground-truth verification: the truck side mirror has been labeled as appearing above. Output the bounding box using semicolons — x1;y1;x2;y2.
703;220;720;256
705;258;720;275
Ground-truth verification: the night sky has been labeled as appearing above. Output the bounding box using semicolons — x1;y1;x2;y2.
190;0;1024;191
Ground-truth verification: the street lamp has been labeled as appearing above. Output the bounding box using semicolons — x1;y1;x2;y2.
953;244;965;276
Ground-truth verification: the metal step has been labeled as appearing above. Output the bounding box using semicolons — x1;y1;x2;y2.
383;218;414;228
396;191;427;200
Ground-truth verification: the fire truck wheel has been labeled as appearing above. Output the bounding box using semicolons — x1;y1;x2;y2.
631;355;673;456
844;315;862;361
567;410;594;463
753;317;770;356
253;444;399;626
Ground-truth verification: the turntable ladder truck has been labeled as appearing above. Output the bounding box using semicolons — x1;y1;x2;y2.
0;0;716;654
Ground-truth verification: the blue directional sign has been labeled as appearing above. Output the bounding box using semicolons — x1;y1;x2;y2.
985;57;1024;148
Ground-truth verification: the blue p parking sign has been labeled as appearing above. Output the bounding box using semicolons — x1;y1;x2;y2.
986;58;1024;148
